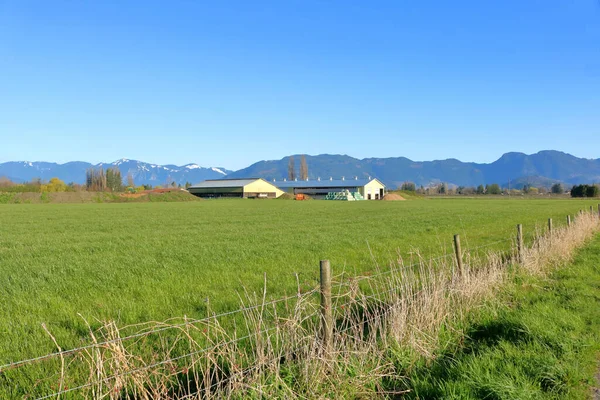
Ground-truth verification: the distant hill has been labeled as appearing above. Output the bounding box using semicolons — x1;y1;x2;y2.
0;159;232;186
2;151;599;189
227;151;600;188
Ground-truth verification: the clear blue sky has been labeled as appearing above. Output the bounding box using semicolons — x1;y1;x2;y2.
1;1;599;170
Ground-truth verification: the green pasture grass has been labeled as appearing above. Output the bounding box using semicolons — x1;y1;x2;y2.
400;234;600;399
0;198;597;367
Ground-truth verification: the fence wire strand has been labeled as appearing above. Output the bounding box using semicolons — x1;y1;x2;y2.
332;237;513;286
3;238;516;374
1;288;319;373
33;325;281;400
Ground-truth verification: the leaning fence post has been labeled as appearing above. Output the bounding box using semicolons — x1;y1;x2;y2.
453;234;464;277
320;260;333;356
517;224;524;264
567;215;571;227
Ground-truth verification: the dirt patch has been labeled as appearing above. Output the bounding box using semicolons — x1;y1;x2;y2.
383;193;405;201
277;193;295;200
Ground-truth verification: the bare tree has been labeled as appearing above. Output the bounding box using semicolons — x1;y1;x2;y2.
288;156;296;180
127;173;135;188
86;168;107;191
299;155;308;180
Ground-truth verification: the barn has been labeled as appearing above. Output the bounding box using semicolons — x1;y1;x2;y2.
188;178;284;199
274;177;386;200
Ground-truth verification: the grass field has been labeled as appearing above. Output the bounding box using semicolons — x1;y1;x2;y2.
0;198;598;366
404;229;600;399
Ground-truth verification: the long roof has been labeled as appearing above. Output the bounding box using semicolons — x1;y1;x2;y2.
274;178;383;189
189;178;264;189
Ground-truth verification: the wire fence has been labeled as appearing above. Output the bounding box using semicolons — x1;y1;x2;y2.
32;325;283;400
0;288;320;374
2;207;598;399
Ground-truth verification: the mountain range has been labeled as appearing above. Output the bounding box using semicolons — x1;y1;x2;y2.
1;151;599;189
229;151;600;189
0;159;232;186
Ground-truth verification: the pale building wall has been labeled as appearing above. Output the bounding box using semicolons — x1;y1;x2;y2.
362;179;386;200
243;179;284;198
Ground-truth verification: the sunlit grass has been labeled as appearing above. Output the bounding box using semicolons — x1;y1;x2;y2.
0;198;597;364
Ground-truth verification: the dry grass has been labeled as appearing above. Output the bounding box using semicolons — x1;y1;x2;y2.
521;213;599;275
30;212;600;399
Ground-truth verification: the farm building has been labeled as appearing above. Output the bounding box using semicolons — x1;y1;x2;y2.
188;178;284;199
275;177;386;200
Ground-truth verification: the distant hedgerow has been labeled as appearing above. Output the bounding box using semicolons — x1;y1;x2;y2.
570;184;599;198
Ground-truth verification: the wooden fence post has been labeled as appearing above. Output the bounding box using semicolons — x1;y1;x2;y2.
567;215;571;227
591;206;594;215
548;218;552;237
598;204;600;218
320;260;333;355
517;224;524;264
453;234;464;277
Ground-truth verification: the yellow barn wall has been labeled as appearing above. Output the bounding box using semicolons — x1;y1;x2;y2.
243;179;284;198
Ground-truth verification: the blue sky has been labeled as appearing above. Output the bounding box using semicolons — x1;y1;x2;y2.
1;1;599;169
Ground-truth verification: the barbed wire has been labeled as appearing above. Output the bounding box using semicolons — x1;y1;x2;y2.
39;268;492;399
181;291;426;399
333;290;427;342
33;325;282;400
188;340;316;399
331;237;514;287
466;238;513;251
332;253;454;285
2;237;515;374
32;286;421;398
1;287;319;373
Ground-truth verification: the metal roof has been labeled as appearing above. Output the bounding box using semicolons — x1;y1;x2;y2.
189;177;385;190
189;178;264;189
273;178;382;189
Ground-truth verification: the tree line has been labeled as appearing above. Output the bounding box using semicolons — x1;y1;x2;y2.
0;166;165;194
85;167;124;192
0;168;192;193
398;181;597;197
401;182;506;195
0;176;77;193
570;184;599;198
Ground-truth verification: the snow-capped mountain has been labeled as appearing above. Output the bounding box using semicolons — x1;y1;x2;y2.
0;159;232;186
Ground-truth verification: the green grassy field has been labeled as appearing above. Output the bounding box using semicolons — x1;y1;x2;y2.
403;229;600;399
0;198;598;365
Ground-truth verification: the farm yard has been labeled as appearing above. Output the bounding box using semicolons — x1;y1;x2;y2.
0;197;599;398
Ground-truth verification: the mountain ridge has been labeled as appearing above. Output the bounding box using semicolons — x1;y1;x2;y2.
0;159;232;186
1;151;599;188
227;150;600;189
